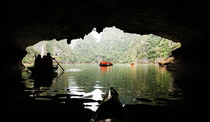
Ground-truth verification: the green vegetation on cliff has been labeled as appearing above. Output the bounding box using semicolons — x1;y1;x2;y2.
23;27;181;64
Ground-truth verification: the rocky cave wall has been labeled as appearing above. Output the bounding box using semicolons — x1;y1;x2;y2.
2;0;210;81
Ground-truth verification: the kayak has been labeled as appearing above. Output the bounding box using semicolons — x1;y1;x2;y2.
90;87;126;122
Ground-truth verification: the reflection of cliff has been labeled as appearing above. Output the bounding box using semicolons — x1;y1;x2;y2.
159;68;174;92
65;65;175;105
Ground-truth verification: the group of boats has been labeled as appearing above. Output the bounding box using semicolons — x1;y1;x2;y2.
28;60;135;79
28;60;114;78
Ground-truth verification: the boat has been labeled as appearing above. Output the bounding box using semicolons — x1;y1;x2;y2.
27;66;58;79
107;62;113;66
90;87;126;122
99;61;113;66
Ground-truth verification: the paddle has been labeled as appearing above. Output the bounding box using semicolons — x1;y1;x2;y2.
53;58;65;72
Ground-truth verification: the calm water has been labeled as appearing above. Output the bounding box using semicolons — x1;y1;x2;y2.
22;64;183;111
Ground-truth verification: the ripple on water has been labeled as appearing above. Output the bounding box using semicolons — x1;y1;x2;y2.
21;64;184;112
65;68;83;72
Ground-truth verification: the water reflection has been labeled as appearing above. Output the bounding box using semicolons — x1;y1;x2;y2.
100;66;112;72
22;64;183;111
83;88;103;111
67;76;104;111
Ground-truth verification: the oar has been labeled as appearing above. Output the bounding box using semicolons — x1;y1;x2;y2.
53;58;65;72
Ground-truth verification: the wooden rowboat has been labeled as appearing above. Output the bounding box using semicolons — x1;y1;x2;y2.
27;66;58;79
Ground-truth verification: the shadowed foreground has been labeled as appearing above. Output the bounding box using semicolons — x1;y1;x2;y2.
7;85;186;122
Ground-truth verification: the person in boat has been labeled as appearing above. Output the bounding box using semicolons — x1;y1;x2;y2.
108;62;113;66
100;60;108;66
43;53;54;70
34;54;43;69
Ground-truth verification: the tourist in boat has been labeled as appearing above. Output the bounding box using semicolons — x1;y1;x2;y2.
100;60;108;66
108;62;113;66
100;60;113;66
34;54;43;69
43;53;54;69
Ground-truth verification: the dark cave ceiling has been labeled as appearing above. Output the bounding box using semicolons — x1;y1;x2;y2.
1;0;210;71
2;0;209;49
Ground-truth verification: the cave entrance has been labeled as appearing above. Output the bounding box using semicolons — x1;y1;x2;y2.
22;26;181;67
21;26;183;114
